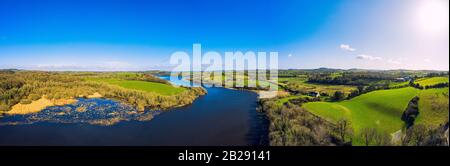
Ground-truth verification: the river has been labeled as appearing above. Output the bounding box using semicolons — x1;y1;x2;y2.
0;77;269;146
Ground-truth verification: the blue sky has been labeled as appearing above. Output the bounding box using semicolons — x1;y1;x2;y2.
0;0;448;71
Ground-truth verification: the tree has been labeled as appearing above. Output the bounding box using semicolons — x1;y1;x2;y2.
336;118;352;143
361;128;377;146
333;91;345;101
403;124;428;146
373;131;391;146
357;85;365;93
410;124;428;146
401;96;419;128
347;90;359;99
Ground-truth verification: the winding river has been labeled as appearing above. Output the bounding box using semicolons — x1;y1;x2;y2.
0;77;269;146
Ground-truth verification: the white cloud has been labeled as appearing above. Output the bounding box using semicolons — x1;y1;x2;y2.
340;44;356;52
424;58;432;63
356;54;382;60
288;53;293;57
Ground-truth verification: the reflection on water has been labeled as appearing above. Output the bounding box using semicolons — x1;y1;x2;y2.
0;98;158;126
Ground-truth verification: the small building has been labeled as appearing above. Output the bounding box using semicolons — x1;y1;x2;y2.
308;91;320;98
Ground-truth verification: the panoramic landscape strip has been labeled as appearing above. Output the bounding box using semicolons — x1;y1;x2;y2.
1;68;448;146
0;2;449;160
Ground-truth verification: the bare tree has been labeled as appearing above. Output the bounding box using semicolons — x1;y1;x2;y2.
403;124;428;146
361;128;377;146
373;131;391;146
336;118;353;143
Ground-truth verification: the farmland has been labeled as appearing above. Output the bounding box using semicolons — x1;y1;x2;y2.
276;95;313;105
262;69;449;146
303;87;420;144
87;78;185;96
415;87;449;128
415;77;449;86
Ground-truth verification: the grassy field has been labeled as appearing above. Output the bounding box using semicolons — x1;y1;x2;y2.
278;76;308;84
276;95;313;105
302;82;356;95
303;87;420;144
106;72;139;77
389;81;410;88
288;82;355;96
279;77;356;95
415;88;449;128
415;77;449;86
303;102;350;122
88;78;185;96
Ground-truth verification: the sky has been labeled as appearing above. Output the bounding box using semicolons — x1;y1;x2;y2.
0;0;448;71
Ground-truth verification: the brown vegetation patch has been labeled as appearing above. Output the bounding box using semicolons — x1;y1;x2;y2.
87;92;103;98
7;96;77;115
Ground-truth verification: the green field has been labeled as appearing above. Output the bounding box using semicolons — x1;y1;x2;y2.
415;77;449;86
279;77;356;96
278;76;308;84
88;78;185;96
415;88;449;128
303;87;420;144
389;81;410;88
276;95;313;105
302;82;356;95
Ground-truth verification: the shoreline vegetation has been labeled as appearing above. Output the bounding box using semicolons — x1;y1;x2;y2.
0;70;206;116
